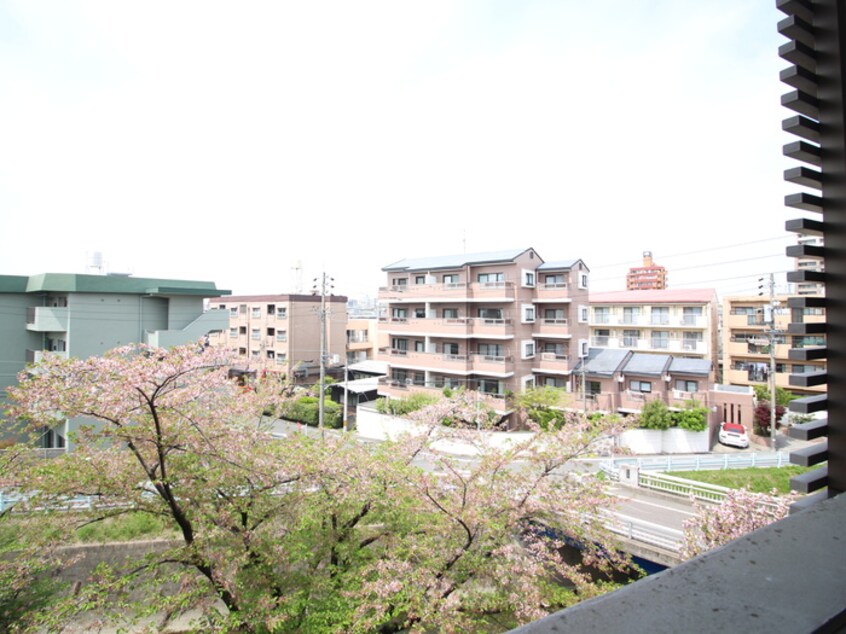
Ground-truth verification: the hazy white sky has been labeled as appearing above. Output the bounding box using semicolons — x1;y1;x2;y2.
0;1;799;300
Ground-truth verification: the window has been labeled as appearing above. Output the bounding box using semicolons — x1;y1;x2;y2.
392;307;408;320
479;308;503;320
544;377;564;387
682;306;702;325
277;307;287;319
229;327;238;338
578;273;589;289
623;329;640;347
578;305;588;323
629;380;652;393
683;332;703;351
674;379;698;392
414;341;425;352
251;328;260;340
478;343;503;358
251;307;261;319
651;307;669;325
276;354;287;364
651;331;669;349
415;275;426;285
522;305;536;323
593;329;610;346
522;341;535;359
229;307;238;317
544;274;565;288
267;328;275;337
478;379;502;395
251;350;260;358
267;304;276;315
267;350;275;360
414;307;426;318
238;347;247;356
579;339;589;358
443;274;459;284
443;308;458;319
543;342;565;357
443;342;459;356
276;330;287;342
393;278;408;287
239;304;247;314
477;272;505;284
392;338;408;352
392;369;408;384
239;326;247;335
593;306;610;324
623;307;641;324
523;270;535;287
545;308;566;323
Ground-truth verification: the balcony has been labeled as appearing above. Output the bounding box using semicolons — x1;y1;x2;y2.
591;336;610;347
25;307;69;332
534;352;572;374
533;319;571;338
146;309;230;348
470;353;514;375
533;285;571;302
679;314;704;327
378;282;516;302
26;349;69;364
381;348;473;373
377;378;508;411
380;317;515;339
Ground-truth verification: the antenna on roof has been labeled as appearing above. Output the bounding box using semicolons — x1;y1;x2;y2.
292;260;303;294
87;251;105;275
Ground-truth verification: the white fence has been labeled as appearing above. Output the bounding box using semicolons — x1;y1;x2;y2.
600;451;791;474
599;510;684;552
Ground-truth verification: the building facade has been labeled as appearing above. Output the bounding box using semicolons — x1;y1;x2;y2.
0;272;231;448
722;295;825;396
376;248;590;414
626;251;668;290
346;317;380;364
588;289;719;370
208;294;348;382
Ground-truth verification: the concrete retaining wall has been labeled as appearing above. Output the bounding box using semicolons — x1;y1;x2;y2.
618;428;709;454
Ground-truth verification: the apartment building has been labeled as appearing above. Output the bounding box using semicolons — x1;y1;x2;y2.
722;295;825;396
588;289;719;370
346;317;380;364
208;294;347;382
792;234;825;296
626;251;668;290
377;248;590;414
0;272;230;448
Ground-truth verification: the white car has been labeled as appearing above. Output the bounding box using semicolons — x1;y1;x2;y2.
718;422;750;449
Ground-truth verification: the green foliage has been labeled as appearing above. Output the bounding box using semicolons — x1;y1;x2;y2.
638;399;672;430
753;384;797;407
671;465;812;495
674;406;708;432
279;395;343;428
74;512;175;543
515;386;569;431
375;392;439;416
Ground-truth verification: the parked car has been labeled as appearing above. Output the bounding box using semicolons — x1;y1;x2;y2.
718;422;750;449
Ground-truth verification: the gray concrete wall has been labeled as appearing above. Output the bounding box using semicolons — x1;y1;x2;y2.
0;294;39;401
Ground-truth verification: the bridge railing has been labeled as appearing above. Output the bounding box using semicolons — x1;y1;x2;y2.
637;472;730;503
598;510;684;553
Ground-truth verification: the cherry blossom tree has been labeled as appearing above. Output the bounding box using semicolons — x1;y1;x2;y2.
7;343;633;633
682;488;792;559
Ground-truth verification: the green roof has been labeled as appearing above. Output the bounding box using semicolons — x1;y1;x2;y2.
0;273;229;297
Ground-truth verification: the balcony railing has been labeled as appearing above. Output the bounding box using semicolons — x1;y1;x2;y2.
25;307;69;332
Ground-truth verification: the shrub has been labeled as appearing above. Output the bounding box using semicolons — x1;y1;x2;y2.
375;392;440;417
639;399;672;430
279;396;342;428
675;406;708;432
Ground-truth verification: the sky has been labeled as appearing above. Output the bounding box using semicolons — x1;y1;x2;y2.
0;1;802;302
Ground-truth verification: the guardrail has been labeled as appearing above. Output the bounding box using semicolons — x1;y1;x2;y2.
599;510;684;553
599;451;791;474
637;472;730;503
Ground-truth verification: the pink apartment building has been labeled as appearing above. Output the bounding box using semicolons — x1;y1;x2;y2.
377;248;590;415
209;294;348;383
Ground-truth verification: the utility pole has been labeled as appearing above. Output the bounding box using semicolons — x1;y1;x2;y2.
759;273;780;450
313;272;333;439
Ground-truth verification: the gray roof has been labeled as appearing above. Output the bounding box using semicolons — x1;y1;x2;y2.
576;348;630;377
538;259;586;271
382;248;536;272
669;358;712;376
622;353;672;377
